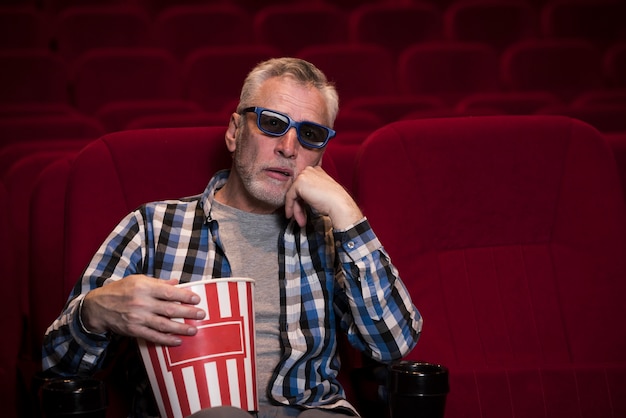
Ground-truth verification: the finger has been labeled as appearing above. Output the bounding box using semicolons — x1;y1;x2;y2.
292;198;308;227
154;281;201;305
153;299;206;321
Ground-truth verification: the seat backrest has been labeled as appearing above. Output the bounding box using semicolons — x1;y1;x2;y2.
152;4;253;60
71;47;182;114
63;127;341;290
349;3;443;57
53;5;152;60
0;49;69;104
0;182;20;418
444;0;538;52
297;44;396;105
182;45;281;111
356;115;626;369
398;41;499;105
501;39;604;101
29;156;75;356
254;3;348;56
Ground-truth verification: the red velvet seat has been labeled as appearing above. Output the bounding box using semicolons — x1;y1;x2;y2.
0;114;104;149
605;132;626;205
0;49;69;105
254;3;348;56
297;44;396;106
125;111;229;130
501;39;604;101
94;99;202;132
182;45;281;112
29;157;77;359
536;103;626;133
61;127;341;415
356;115;626;418
71;47;182;114
52;5;152;61
0;6;49;49
444;0;538;52
541;0;626;49
152;4;253;60
348;3;443;57
455;91;562;115
343;95;447;124
0;182;20;418
604;42;626;88
398;41;500;105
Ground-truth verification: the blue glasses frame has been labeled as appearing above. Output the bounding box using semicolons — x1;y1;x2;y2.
242;106;336;149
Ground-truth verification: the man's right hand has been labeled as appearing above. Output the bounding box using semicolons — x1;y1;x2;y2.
81;275;206;346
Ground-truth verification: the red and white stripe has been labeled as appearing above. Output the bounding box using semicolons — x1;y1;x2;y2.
139;279;257;418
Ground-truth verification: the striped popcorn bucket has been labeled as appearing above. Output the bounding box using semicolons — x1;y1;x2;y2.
138;278;257;418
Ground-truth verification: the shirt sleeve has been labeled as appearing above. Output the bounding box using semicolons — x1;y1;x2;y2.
333;218;423;362
41;210;147;375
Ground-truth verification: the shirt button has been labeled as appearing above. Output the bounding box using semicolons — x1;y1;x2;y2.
347;241;355;249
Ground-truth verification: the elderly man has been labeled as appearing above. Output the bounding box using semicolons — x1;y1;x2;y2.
43;57;422;418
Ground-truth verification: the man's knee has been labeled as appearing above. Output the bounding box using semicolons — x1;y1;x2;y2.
187;406;253;418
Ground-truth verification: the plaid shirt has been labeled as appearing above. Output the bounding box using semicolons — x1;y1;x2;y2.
43;170;422;415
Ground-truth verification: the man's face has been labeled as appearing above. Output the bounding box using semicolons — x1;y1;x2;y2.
224;76;330;213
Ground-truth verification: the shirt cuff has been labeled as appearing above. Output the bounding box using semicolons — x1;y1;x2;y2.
333;217;383;262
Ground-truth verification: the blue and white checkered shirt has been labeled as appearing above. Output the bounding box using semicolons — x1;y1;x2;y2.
43;170;422;415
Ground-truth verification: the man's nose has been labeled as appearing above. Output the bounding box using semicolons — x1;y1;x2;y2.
276;127;299;158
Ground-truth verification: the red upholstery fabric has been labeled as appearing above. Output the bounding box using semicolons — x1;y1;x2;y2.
356;116;626;417
0;182;20;418
605;132;626;205
456;91;562;115
501;39;604;101
348;3;442;56
0;6;48;49
71;47;182;114
125;111;229;130
344;95;446;124
604;42;626;88
53;5;152;60
541;0;626;48
3;151;74;322
254;3;348;56
29;156;76;356
297;44;396;105
398;41;499;105
0;49;68;104
0;114;104;148
182;45;281;111
95;99;202;132
152;4;253;60
444;0;538;52
536;103;626;133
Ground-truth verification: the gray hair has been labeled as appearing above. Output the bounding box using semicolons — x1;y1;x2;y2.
236;57;339;127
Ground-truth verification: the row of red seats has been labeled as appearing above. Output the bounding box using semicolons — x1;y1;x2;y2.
2;0;625;57
1;41;625;113
2;116;626;417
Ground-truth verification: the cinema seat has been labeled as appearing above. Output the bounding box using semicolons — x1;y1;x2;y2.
71;47;182;114
152;4;253;60
501;39;604;101
297;44;396;106
444;0;538;52
398;41;499;105
348;3;442;57
355;115;626;418
52;5;152;61
0;182;20;418
0;49;69;105
254;3;348;56
59;126;341;415
182;45;281;111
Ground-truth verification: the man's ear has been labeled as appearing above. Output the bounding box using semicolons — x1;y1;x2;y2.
225;113;239;153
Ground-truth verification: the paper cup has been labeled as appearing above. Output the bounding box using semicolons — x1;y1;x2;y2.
138;278;257;418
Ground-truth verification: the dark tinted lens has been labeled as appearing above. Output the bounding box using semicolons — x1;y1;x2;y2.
298;123;328;147
259;110;289;135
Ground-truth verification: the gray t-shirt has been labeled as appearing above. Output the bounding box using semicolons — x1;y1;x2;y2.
211;200;284;406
